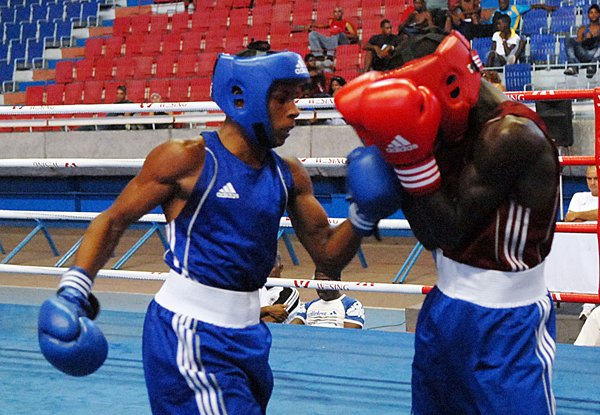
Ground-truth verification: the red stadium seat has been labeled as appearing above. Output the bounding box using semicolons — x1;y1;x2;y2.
134;56;155;79
224;32;245;54
64;82;84;104
196;52;218;77
291;2;313;27
55;60;74;84
115;57;136;80
112;16;131;37
25;85;45;106
182;31;202;55
46;83;65;105
104;36;124;59
141;34;163;57
103;81;121;103
131;14;151;36
170;12;190;34
169;78;190;102
150;14;169;35
84;37;105;61
191;11;210;33
189;77;212;101
162;33;182;55
148;78;170;100
94;58;115;81
125;35;144;57
155;54;177;79
208;8;229;30
229;8;250;29
251;5;272;27
126;79;147;102
83;80;104;104
335;44;361;70
271;3;292;23
176;53;199;77
247;24;269;43
75;59;95;82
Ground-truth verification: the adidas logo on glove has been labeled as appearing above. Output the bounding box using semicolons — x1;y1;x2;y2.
216;182;240;199
386;135;418;153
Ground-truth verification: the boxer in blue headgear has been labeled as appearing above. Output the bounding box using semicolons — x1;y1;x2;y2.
211;51;310;148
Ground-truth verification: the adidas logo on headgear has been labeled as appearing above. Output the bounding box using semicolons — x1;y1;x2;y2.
386;135;418;153
295;58;308;75
216;182;240;199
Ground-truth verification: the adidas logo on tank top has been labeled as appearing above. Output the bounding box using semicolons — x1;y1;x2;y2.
386;135;418;153
216;182;239;199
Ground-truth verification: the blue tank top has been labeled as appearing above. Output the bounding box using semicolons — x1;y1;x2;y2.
164;131;295;291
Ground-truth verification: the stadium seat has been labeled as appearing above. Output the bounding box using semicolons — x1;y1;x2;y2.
335;44;361;70
529;33;558;65
191;11;210;33
46;83;65;105
504;63;533;91
291;2;313;26
75;59;94;82
112;16;131;37
55;60;74;83
125;35;143;57
229;8;250;29
251;5;273;27
208;8;229;29
103;80;121;103
197;52;218;76
182;31;202;54
126;79;147;102
189;76;212;101
471;37;493;65
83;80;104;104
131;14;151;36
84;37;105;61
170;12;190;34
150;14;169;35
94;58;115;81
148;78;170;100
134;56;155;79
115;57;135;80
25;85;45;105
169;78;190;102
176;53;199;77
155;54;177;78
64;82;84;104
162;33;182;55
271;3;292;23
141;33;163;57
47;2;64;23
104;36;124;59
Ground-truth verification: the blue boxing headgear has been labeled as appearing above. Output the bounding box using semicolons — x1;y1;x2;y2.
211;52;310;148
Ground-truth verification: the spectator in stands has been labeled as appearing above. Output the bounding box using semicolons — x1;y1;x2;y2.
564;4;600;78
482;69;507;91
488;0;556;32
183;0;193;13
303;53;328;97
142;92;174;130
398;0;435;39
308;6;358;60
564;165;598;321
363;19;403;72
291;270;364;329
99;85;133;131
259;251;301;324
486;14;525;67
445;0;494;39
328;76;346;97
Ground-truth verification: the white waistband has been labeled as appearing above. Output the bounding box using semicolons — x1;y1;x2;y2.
155;270;260;328
435;251;548;308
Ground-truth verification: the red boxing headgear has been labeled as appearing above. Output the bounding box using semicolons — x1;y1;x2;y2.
383;31;483;141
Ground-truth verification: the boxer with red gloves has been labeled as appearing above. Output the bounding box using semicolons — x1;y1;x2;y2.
337;31;562;415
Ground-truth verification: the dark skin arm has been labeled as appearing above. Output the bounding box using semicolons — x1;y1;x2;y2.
284;157;363;277
260;304;288;323
402;86;558;250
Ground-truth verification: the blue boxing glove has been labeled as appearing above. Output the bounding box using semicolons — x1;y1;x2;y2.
38;266;108;377
347;146;403;236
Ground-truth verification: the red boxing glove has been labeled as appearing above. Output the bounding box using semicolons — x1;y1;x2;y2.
339;77;443;195
335;71;384;146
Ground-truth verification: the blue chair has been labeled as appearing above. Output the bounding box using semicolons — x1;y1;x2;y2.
558;37;568;65
31;4;47;21
38;19;54;43
47;2;64;22
54;19;72;47
504;63;533;91
26;38;45;68
10;39;27;68
0;42;9;62
529;33;558;64
0;7;15;24
550;15;577;34
20;21;37;41
4;22;21;42
80;0;99;27
471;37;493;65
14;5;31;22
522;17;548;36
64;1;82;23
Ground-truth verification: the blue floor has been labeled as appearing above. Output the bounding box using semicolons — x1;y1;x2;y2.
1;291;599;414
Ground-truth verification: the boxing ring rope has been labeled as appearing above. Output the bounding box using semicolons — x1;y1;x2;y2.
0;264;597;304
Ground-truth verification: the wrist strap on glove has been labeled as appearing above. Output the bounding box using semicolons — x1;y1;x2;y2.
349;202;378;236
393;156;441;195
58;266;93;298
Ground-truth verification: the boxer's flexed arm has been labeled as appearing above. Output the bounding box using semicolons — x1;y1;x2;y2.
409;115;559;250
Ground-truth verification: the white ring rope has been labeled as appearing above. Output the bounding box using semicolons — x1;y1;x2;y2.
0;264;428;293
0;209;412;230
0;158;348;169
0;98;337;115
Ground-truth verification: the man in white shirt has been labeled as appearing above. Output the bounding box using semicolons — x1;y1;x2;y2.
566;166;599;328
291;271;364;329
259;251;301;324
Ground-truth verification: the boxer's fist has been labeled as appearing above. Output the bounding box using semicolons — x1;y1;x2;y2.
340;78;442;195
334;71;384;146
38;267;107;376
346;146;402;235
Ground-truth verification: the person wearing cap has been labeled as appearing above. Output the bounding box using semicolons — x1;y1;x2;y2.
142;92;175;130
36;51;402;414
